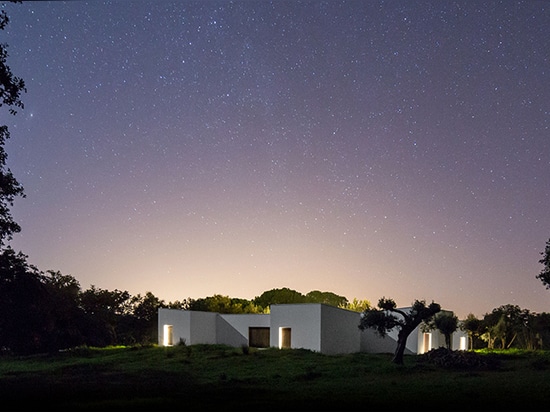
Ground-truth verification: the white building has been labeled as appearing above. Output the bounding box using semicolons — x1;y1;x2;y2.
158;303;467;355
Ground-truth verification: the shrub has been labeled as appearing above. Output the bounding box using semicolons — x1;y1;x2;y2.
418;347;500;370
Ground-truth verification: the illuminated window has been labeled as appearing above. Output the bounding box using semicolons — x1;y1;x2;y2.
163;325;173;346
422;333;432;354
279;327;291;349
459;336;467;351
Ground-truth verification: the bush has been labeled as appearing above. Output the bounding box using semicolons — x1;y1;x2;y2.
418;347;500;370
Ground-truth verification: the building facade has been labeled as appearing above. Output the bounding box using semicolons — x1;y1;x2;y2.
158;303;467;355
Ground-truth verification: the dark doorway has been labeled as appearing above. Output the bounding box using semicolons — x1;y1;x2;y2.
249;327;270;348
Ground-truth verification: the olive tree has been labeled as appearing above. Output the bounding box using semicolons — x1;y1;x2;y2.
359;297;441;364
422;311;458;349
536;238;550;289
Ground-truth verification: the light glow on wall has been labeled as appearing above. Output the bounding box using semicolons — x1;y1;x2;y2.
422;333;432;354
163;324;173;346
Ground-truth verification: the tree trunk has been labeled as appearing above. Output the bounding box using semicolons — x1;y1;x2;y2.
392;331;408;365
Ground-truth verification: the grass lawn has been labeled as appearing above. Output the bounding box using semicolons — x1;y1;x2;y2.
1;344;549;411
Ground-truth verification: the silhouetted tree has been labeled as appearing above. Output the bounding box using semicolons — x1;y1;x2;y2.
126;291;165;343
165;299;192;310
461;313;483;350
481;304;526;349
359;297;441;365
422;311;458;349
0;2;25;248
189;294;263;314
305;290;348;307
253;287;307;309
532;312;550;350
42;270;87;349
0;248;50;354
79;285;131;346
536;238;550;289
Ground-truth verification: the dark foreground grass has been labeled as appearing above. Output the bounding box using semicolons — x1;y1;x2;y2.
1;344;549;411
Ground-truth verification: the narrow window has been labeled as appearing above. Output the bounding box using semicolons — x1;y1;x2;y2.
422;332;432;353
279;327;291;349
163;325;173;346
459;336;467;351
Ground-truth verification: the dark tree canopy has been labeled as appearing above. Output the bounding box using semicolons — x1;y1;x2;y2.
189;294;263;314
422;311;458;349
253;287;350;310
253;287;308;308
359;297;441;364
0;1;26;248
461;313;482;350
536;238;550;289
305;290;348;307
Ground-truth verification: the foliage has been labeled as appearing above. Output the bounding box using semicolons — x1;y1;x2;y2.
461;313;483;350
359;297;441;364
41;270;87;350
339;297;371;312
536;238;550;289
0;248;49;354
253;287;308;308
189;294;265;314
79;285;133;346
305;290;348;307
126;292;166;344
422;311;458;349
0;2;25;248
252;287;352;311
477;304;550;350
418;347;501;370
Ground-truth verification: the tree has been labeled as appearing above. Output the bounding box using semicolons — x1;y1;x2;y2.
79;285;131;346
536;238;550;289
165;299;192;310
461;313;482;350
0;248;50;354
124;291;165;344
422;311;458;349
531;312;550;350
359;297;441;365
42;270;87;350
253;287;307;309
0;2;26;248
305;290;348;307
480;304;526;349
189;294;263;314
339;298;371;312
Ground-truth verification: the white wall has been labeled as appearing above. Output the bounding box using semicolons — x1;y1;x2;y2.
217;314;270;347
320;305;361;355
215;316;248;347
157;309;219;346
189;311;218;345
270;304;322;351
220;314;270;340
158;308;191;346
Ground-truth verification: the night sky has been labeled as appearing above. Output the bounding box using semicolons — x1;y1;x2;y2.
2;0;549;318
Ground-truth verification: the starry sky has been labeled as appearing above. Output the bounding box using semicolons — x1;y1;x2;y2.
2;0;549;318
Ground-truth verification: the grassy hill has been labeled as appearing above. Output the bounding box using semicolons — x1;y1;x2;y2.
1;344;549;411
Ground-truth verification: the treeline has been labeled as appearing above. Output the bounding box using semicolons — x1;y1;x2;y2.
462;305;550;350
2;248;550;355
0;249;370;355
